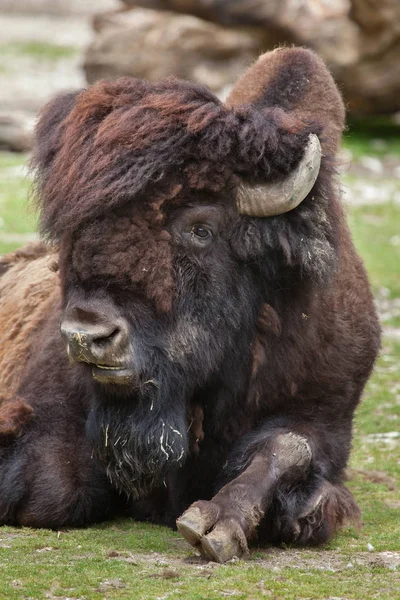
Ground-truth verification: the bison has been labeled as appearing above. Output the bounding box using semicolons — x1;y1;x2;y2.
0;48;380;562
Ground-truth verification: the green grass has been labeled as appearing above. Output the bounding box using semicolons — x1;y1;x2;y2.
0;41;78;61
0;152;36;253
348;202;400;299
344;117;400;157
0;507;399;600
0;147;399;598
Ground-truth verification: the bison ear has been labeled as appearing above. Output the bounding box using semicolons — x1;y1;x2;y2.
226;47;345;158
227;49;344;282
30;91;82;187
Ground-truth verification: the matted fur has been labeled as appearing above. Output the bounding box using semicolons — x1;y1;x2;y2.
31;54;322;312
32;77;313;236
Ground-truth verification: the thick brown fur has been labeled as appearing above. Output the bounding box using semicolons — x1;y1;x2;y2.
31;61;314;313
0;243;58;399
0;49;380;551
226;46;345;156
0;397;34;442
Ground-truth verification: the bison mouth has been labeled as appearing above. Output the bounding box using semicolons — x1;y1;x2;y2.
91;364;134;385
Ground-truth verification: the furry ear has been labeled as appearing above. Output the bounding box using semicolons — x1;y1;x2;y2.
226;47;345;157
32;91;81;172
228;48;345;285
30;91;82;218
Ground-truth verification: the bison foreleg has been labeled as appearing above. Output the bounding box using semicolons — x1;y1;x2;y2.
177;432;312;562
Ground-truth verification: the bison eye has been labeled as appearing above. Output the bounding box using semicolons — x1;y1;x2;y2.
191;225;211;239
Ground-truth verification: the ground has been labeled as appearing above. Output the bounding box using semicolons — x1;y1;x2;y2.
0;6;399;600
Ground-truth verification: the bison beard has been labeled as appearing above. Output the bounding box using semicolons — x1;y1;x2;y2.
0;47;381;562
87;384;188;499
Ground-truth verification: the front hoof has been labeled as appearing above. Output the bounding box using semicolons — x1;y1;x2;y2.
177;501;249;563
177;501;219;546
200;520;249;563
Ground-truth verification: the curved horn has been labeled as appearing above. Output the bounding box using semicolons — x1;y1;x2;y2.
236;134;321;217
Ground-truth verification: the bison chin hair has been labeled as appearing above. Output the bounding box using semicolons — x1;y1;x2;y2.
85;382;189;499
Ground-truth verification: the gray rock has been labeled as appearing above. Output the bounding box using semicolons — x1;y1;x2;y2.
84;7;272;95
0;113;33;152
117;0;400;116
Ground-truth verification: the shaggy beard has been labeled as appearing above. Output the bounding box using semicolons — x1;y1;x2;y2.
86;386;189;499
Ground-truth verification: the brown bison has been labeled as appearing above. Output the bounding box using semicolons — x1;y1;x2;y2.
0;48;380;562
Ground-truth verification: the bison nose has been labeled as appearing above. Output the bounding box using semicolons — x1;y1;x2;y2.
60;307;129;366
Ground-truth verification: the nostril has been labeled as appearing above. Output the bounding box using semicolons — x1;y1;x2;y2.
60;310;129;365
93;328;120;349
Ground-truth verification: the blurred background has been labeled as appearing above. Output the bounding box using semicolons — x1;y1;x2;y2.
0;0;399;335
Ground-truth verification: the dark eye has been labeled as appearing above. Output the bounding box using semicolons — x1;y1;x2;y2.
191;225;211;239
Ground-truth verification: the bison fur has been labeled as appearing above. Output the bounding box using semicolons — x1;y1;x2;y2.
0;48;380;561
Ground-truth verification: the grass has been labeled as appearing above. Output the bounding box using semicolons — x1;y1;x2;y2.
0;497;399;600
343;117;400;158
0;146;399;598
0;41;78;62
348;202;400;300
0;153;37;254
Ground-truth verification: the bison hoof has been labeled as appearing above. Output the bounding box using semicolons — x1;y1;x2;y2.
176;501;249;563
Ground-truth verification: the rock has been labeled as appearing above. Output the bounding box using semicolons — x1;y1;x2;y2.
0;113;33;153
129;1;355;77
115;0;400;116
119;0;275;24
84;8;274;95
120;0;350;28
340;0;400;115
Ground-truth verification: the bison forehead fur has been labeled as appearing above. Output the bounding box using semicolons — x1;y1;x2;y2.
0;48;380;560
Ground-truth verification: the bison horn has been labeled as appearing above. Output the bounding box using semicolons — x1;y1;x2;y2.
236;134;321;217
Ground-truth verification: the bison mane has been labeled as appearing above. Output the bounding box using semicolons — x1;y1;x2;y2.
31;74;317;238
31;48;345;312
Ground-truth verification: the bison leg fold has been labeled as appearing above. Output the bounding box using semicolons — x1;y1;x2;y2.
0;425;119;528
177;432;312;562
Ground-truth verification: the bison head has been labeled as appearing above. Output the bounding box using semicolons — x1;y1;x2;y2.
31;48;344;497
